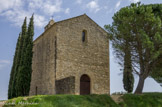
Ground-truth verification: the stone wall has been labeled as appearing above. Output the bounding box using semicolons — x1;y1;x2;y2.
56;76;75;94
29;25;57;95
55;15;110;94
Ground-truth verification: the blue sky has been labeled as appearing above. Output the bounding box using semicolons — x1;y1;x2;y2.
0;0;162;100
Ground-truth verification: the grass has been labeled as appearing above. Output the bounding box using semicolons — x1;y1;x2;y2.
3;93;162;107
119;92;162;107
3;94;118;107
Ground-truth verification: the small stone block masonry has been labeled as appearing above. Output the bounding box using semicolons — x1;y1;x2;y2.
29;14;110;95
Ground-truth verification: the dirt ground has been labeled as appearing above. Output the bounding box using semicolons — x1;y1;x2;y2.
111;95;123;104
0;101;5;107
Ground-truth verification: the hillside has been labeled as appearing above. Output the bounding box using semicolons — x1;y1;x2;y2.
119;93;162;107
2;93;162;107
3;94;118;107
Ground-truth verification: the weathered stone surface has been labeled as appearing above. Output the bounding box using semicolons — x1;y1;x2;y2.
29;14;110;96
56;76;75;94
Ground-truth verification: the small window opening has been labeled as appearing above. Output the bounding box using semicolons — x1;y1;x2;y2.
82;30;87;42
36;86;38;95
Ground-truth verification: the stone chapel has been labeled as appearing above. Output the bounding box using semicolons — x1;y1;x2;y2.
29;14;110;95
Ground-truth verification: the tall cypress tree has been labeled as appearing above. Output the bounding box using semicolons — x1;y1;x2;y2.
123;40;134;93
25;14;34;95
8;33;21;99
16;15;34;96
12;32;24;98
8;15;34;98
16;17;28;96
22;15;34;96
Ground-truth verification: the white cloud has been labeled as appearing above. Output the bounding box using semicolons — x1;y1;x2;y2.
1;8;47;28
28;0;43;9
28;0;63;15
34;14;48;28
115;1;121;9
114;1;121;12
42;0;62;15
0;60;10;70
0;0;65;28
86;0;100;13
0;0;23;13
0;60;10;64
76;0;82;4
129;0;140;3
28;0;63;16
1;10;30;26
65;8;70;14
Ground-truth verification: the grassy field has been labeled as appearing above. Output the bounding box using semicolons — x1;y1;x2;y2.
3;93;162;107
3;94;118;107
119;93;162;107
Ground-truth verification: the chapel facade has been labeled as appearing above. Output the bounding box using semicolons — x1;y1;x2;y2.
29;14;110;95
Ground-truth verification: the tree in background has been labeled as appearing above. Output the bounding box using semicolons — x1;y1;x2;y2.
105;23;134;93
151;55;162;86
8;15;34;99
150;4;162;87
105;3;162;94
123;40;134;93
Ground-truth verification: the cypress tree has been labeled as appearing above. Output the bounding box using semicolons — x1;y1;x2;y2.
16;15;34;96
8;15;34;98
123;40;134;93
16;17;27;96
22;14;34;96
8;33;21;99
12;33;23;98
25;14;34;95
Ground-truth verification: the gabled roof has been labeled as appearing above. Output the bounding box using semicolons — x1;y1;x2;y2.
83;14;108;35
34;14;108;43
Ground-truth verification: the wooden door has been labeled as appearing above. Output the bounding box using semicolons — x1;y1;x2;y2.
80;74;90;95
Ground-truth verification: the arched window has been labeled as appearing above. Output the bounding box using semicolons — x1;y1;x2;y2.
82;30;87;42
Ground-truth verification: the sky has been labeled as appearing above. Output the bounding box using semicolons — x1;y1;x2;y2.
0;0;162;100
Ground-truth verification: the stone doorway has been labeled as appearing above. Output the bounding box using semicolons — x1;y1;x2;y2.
80;74;90;95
